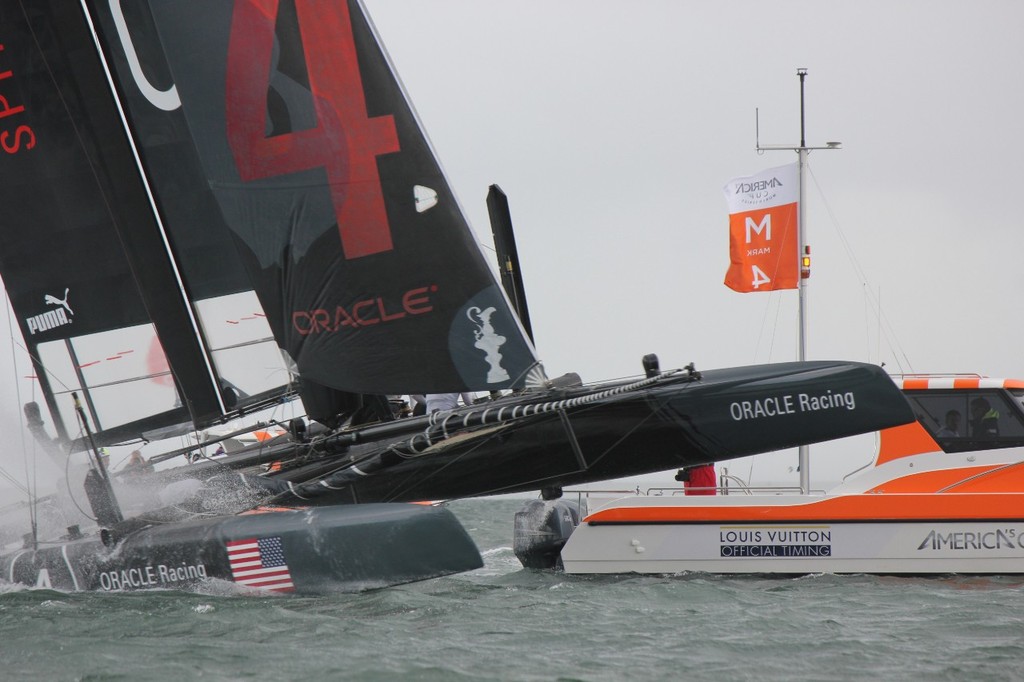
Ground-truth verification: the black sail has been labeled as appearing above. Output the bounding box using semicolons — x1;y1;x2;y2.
144;0;539;395
0;2;284;447
80;0;294;412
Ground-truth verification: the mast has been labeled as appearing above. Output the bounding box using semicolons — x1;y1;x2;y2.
756;69;841;493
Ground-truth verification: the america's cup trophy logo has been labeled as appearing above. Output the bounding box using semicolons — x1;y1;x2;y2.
468;306;509;383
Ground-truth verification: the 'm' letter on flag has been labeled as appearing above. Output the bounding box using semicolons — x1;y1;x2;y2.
722;163;799;293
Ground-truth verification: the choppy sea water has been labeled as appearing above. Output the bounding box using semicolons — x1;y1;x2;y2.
2;497;1024;681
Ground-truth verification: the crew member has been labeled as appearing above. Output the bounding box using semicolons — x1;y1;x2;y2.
936;410;961;437
969;398;999;437
425;393;476;414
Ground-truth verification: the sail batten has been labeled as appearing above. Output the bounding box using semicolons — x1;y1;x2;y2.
77;0;228;422
0;0;295;448
83;0;298;422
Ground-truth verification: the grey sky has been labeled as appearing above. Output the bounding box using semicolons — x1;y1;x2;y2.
2;1;1021;495
360;0;1024;486
364;0;1023;382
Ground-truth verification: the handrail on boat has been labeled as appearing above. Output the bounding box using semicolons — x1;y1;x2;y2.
643;485;811;495
842;460;874;483
561;484;813;511
936;458;1024;493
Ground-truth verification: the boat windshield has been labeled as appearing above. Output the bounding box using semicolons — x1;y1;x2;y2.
906;389;1024;453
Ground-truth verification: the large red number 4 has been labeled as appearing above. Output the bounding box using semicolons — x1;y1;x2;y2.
225;0;399;259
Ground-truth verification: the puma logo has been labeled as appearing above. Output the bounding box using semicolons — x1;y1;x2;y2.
44;287;73;316
26;287;74;335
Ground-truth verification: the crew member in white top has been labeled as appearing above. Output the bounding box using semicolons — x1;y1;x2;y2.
425;393;475;414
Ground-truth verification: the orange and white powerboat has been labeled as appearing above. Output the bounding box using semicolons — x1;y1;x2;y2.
556;375;1024;575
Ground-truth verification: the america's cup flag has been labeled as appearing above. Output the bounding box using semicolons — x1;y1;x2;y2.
723;163;799;292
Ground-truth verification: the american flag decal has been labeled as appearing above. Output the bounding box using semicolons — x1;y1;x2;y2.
226;537;295;592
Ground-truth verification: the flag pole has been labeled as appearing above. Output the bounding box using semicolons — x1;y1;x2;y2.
756;68;841;493
797;68;808;367
797;69;810;495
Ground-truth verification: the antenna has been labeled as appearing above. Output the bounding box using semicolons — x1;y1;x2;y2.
798;67;807;148
755;108;762;153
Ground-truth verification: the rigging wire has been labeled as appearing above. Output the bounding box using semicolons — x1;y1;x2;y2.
0;466;30;494
751;291;774;364
274;370;696;504
3;285;39;540
18;0;301;469
770;292;786;362
806;165;915;373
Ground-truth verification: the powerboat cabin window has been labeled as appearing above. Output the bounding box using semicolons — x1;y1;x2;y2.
906;389;1024;452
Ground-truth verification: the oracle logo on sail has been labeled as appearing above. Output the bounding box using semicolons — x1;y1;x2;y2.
0;43;37;155
292;286;436;334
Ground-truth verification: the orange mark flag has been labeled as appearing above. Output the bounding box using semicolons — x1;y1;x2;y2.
723;163;799;292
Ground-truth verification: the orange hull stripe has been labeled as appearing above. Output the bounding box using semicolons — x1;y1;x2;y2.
586;493;1024;523
876;421;940;465
240;506;305;515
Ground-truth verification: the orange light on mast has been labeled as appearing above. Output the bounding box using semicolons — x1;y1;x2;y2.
801;245;811;279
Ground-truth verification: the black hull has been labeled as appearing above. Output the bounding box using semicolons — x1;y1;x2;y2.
262;360;914;504
2;504;481;594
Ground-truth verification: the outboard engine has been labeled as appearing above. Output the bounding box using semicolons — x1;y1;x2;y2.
513;489;582;569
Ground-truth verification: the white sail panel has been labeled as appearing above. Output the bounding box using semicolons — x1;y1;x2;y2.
36;324;180;436
194;292;291;399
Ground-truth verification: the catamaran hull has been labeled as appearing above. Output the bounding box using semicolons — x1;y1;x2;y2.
560;494;1024;575
2;504;481;593
270;361;915;504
